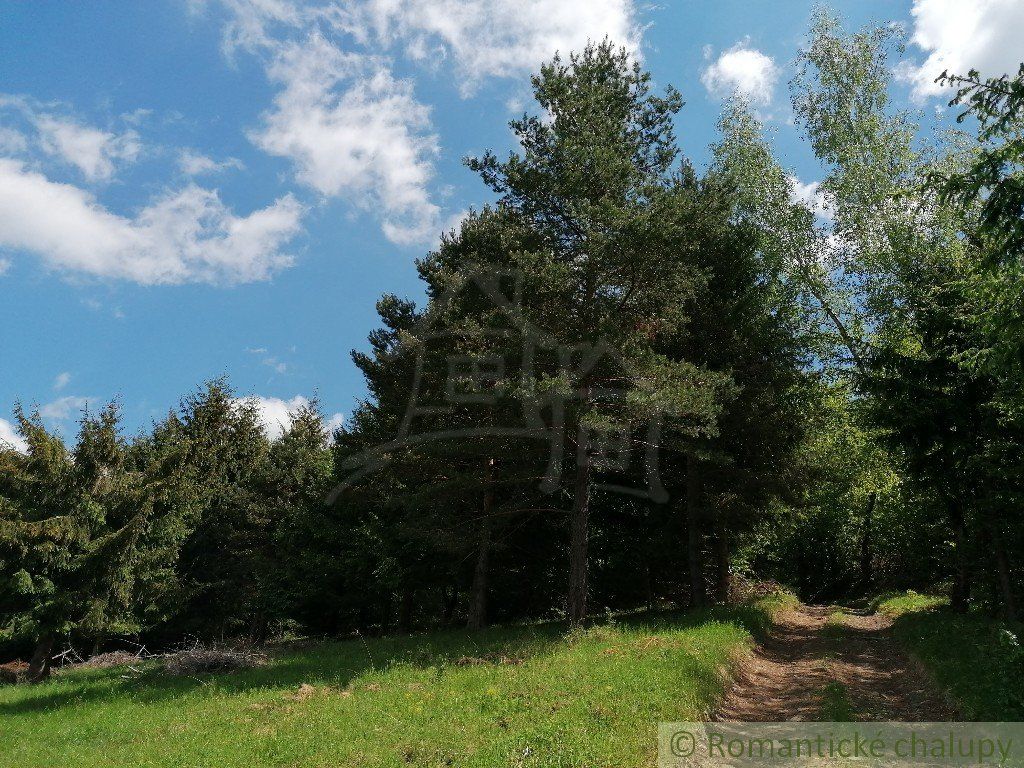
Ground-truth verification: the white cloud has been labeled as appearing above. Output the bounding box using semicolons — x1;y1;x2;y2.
213;0;641;87
53;372;72;391
0;95;308;284
206;0;642;245
0;96;140;180
250;33;442;245
899;0;1024;101
352;0;642;94
178;148;245;176
0;126;28;155
0;418;28;453
0;95;142;179
325;412;345;434
701;42;779;105
244;394;302;439
0;257;9;276
239;394;344;440
0;158;304;284
39;395;94;421
788;176;834;222
34;114;141;181
215;0;308;56
122;107;155;126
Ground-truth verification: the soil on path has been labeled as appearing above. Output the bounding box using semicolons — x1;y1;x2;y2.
715;604;957;721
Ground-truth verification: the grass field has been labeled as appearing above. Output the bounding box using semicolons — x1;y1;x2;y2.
881;591;1024;720
0;596;791;768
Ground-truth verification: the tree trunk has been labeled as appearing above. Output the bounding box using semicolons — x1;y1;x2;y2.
948;501;971;613
644;564;655;611
713;511;729;605
397;588;414;633
686;455;707;609
468;460;496;630
982;516;1017;622
859;491;877;587
380;593;393;634
797;541;809;600
442;586;458;625
567;433;593;627
467;515;492;630
994;539;1017;622
28;633;55;683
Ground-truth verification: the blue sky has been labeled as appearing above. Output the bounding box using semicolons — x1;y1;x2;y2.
1;0;1022;447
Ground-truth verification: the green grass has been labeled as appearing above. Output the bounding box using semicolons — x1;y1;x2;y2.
880;591;1024;720
822;610;849;640
0;598;788;768
871;590;949;617
818;681;855;721
816;612;856;721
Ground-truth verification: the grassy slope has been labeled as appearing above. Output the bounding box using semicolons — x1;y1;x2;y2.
0;596;791;768
879;591;1024;720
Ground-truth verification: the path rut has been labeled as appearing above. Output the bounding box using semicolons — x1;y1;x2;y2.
715;604;957;721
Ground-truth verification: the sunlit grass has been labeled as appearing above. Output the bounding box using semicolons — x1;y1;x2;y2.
872;591;949;617
0;600;783;768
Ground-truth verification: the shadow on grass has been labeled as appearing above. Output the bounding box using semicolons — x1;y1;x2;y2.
0;602;771;715
0;623;559;714
888;607;1024;721
819;680;856;721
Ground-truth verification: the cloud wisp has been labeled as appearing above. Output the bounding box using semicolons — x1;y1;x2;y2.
177;149;245;177
0;95;142;182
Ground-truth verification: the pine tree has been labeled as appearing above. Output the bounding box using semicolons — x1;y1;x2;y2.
467;41;726;624
0;404;168;680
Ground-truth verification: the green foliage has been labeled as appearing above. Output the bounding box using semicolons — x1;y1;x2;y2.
727;11;1024;619
931;65;1024;260
158;381;335;640
0;380;340;670
466;40;732;429
313;39;814;630
887;594;1024;719
0;403;185;677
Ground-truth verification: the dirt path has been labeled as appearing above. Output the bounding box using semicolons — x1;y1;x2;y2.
715;604;957;721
